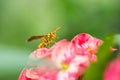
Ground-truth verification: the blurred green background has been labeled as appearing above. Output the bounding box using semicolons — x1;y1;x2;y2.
0;0;120;80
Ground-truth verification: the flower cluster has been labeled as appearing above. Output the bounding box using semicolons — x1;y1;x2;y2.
18;33;102;80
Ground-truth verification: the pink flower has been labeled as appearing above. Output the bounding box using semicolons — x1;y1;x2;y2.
71;33;103;61
104;56;120;80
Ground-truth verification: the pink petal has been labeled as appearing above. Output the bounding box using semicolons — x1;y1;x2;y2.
18;69;31;80
71;33;103;55
30;48;51;59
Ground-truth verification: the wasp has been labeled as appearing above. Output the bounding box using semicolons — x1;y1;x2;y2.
27;27;60;48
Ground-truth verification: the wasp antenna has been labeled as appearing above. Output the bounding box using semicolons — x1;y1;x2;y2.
53;26;61;33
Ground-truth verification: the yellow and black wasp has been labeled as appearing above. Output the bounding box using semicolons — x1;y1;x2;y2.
27;27;60;48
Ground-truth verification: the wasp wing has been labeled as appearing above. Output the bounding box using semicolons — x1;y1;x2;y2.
27;36;44;42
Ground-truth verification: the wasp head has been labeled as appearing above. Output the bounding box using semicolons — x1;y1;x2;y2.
51;32;57;39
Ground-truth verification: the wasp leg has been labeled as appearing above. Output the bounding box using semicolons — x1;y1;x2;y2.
47;40;52;48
